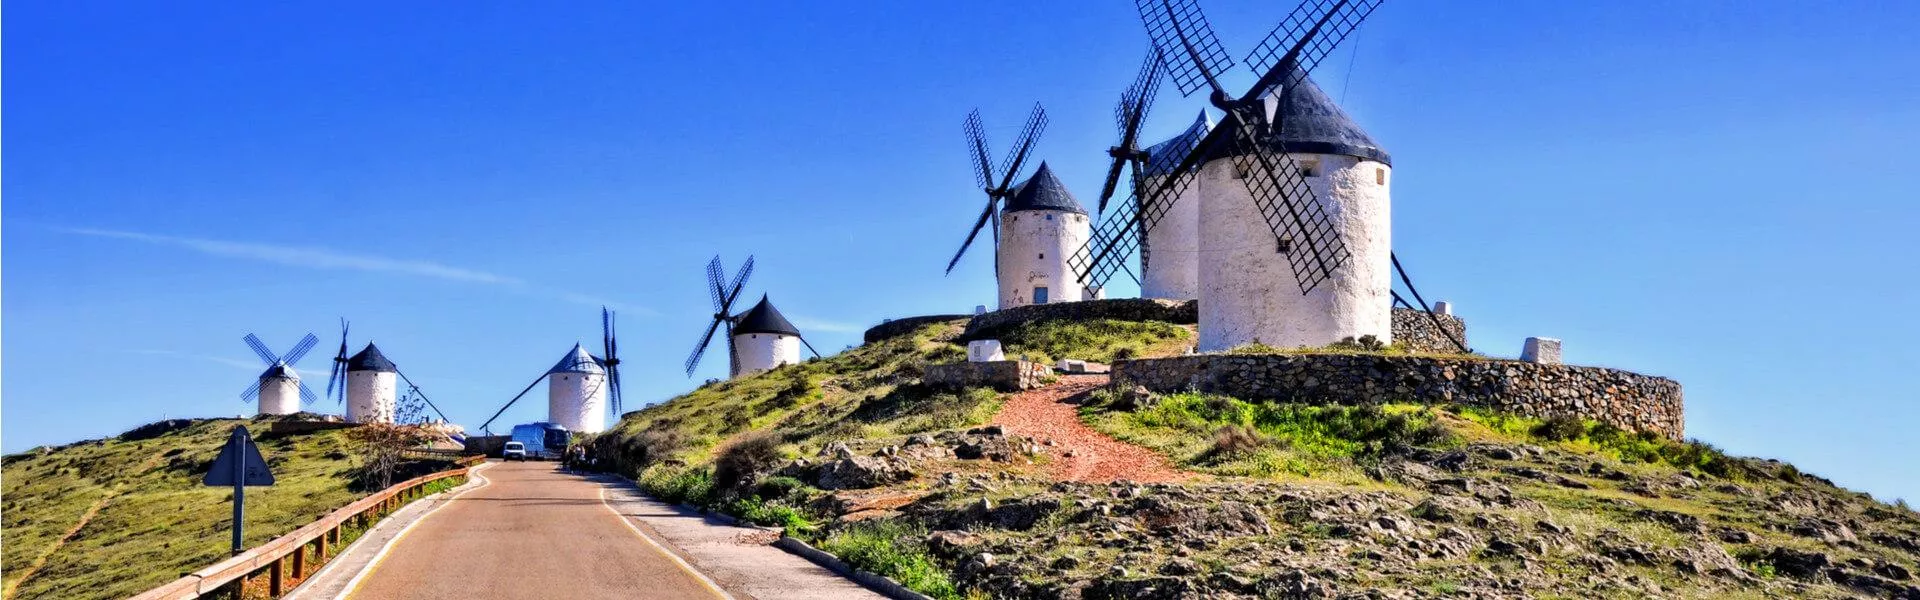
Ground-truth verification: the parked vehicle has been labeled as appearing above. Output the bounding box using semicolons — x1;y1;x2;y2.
508;422;570;460
502;441;528;461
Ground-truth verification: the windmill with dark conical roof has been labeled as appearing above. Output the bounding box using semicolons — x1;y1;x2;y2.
1070;0;1459;353
994;162;1094;308
684;255;821;379
323;318;454;425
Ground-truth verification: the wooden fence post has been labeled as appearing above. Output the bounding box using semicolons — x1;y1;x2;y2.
292;543;306;579
270;557;285;596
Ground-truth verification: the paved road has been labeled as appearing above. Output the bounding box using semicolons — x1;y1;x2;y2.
347;461;728;599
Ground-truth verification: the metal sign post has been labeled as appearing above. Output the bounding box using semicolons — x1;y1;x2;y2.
204;425;276;556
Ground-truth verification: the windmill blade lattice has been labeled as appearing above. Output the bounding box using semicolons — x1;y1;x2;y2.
685;255;755;377
1136;0;1233;97
282;333;319;366
947;104;1047;276
1244;0;1384;85
1223;113;1349;293
243;334;277;365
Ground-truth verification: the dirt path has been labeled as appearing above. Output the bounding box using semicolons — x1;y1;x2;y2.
990;374;1188;483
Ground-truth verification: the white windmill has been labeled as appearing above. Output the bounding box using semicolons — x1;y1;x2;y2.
240;333;320;415
477;308;623;435
323;319;453;425
685;255;822;380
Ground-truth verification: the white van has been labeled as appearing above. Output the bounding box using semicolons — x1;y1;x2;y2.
502;441;528;461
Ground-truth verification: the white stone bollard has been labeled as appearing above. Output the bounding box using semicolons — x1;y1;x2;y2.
1433;301;1453;316
967;340;1006;362
1057;359;1088;373
1521;337;1562;364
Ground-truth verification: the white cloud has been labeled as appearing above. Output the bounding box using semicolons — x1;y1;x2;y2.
60;226;650;313
125;349;328;379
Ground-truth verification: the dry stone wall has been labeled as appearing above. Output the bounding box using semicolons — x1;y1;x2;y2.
1112;354;1683;440
926;360;1054;391
1391;308;1469;354
962;298;1197;341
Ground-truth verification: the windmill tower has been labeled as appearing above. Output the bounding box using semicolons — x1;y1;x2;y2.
996;163;1093;307
344;343;398;423
687;255;822;379
476;308;624;435
240;333;320;416
325;319;453;425
1139;111;1214;301
546;344;608;433
951;105;1092;310
547;308;623;433
730;294;806;377
1079;0;1391;351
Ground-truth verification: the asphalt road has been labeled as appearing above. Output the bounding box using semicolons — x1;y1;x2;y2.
347;461;728;600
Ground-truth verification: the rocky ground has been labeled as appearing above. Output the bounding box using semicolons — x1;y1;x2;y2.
589;320;1920;599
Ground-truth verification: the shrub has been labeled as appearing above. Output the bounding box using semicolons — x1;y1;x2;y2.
1532;415;1586;441
727;496;816;532
641;467;715;506
754;475;810;502
816;521;960;599
713;430;784;491
1208;425;1267;460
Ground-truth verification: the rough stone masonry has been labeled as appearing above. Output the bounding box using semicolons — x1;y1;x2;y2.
1112;353;1684;440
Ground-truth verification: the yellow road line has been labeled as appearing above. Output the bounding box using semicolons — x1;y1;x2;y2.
337;464;493;599
598;486;735;600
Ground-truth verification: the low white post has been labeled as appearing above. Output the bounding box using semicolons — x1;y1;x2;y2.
1521;337;1562;364
967;340;1006;362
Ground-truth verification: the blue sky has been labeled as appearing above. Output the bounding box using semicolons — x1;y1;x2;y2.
6;1;1917;502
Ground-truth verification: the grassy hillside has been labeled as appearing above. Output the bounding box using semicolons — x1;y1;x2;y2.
1;415;453;600
590;317;1920;599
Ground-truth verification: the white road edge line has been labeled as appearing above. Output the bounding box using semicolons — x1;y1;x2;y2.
321;462;495;600
598;485;738;600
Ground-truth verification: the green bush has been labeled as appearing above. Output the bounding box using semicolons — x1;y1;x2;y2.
754;475;811;501
816;521;960;599
641;467;716;507
1130;394;1454;461
727;496;816;532
1532;415;1586;441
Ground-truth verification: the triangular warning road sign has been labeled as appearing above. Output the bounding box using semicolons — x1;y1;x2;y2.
204;425;275;487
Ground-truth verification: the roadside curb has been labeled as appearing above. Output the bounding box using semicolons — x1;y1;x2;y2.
771;536;936;600
643;489;928;600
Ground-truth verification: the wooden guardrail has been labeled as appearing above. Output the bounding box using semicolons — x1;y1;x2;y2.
127;455;486;600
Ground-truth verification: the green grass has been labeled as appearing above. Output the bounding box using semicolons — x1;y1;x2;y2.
996;318;1192;364
1;416;461;600
1082;392;1454;479
813;521;960;600
1452;407;1753;480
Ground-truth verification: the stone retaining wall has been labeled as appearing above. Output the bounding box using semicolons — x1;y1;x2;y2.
962;299;1197;341
1391;308;1469;354
1111;354;1683;439
863;315;972;344
926;360;1054;391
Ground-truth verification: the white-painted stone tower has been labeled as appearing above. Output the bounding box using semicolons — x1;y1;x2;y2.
256;364;301;416
345;343;398;423
997;162;1092;309
731;294;803;378
1139;111;1214;301
1196;69;1393;351
546;344;608;434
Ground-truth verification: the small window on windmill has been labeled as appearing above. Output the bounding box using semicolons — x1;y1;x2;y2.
1045;214;1053;221
1034;287;1050;304
1038;253;1045;259
1376;168;1386;185
1277;238;1293;254
1299;161;1320;178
